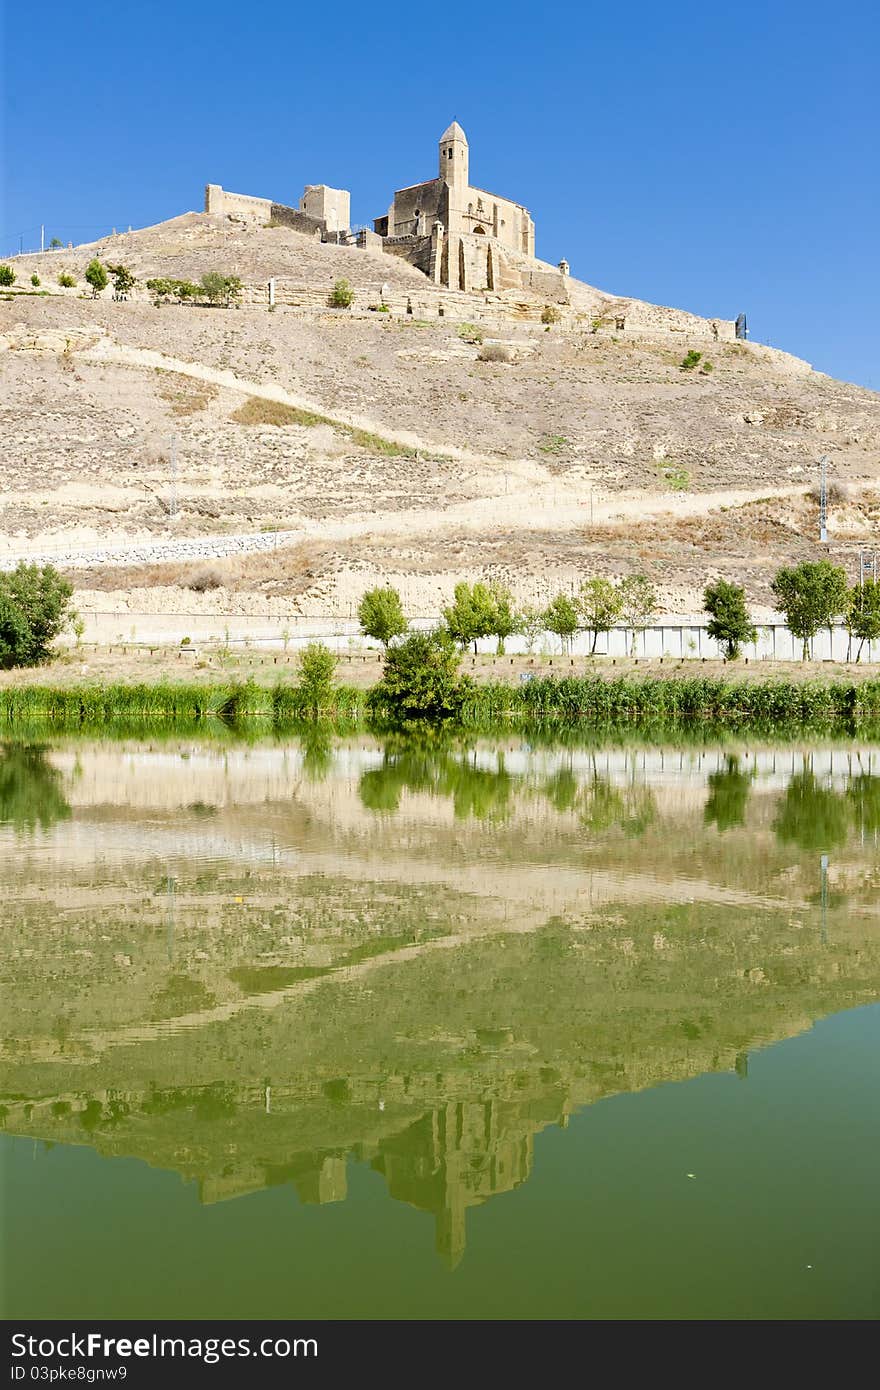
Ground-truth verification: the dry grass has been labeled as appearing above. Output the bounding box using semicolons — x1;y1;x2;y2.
230;395;421;459
156;369;218;416
231;396;328;429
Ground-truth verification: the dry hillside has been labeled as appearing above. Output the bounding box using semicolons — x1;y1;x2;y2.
2;212;879;621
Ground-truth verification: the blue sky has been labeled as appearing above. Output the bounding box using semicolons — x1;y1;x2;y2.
3;0;878;388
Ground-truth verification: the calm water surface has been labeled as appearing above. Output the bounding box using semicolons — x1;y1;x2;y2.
1;734;879;1319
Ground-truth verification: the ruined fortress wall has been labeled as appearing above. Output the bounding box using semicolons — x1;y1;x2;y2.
204;185;325;238
204;184;272;222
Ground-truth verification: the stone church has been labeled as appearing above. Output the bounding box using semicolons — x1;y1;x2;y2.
373;122;538;292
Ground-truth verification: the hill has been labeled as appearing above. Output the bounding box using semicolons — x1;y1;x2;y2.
1;212;879;622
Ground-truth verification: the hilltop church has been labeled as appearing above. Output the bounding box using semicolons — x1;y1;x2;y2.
373;122;537;291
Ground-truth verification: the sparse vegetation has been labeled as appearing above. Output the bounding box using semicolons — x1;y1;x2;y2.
0;265;15;287
231;397;327;428
680;350;702;370
541;305;561;325
457;322;484;344
57;273;76;288
30;274;40;288
186;566;225;593
477;342;511;363
329;278;354;308
539;434;568;455
663;467;690;491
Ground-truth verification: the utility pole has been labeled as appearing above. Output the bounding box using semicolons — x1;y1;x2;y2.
818;455;828;543
40;225;44;253
169;434;178;520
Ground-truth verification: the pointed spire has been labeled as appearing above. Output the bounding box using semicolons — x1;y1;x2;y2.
440;121;468;144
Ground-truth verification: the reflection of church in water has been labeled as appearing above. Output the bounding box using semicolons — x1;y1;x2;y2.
202;1092;570;1268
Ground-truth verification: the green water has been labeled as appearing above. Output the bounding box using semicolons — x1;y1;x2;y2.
1;735;879;1320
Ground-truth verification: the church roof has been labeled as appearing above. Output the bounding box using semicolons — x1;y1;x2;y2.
440;121;467;144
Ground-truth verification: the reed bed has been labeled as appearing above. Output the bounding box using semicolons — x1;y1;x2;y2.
2;674;880;734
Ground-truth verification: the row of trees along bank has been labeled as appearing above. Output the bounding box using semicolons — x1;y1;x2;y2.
358;564;880;663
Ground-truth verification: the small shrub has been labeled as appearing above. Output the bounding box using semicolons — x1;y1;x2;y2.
663;467;690;491
329;278;354;308
180;636;192;647
539;434;568;455
0;265;15;287
808;480;849;504
57;273;76;288
85;258;108;297
680;349;702;371
478;342;511;363
186;566;224;592
541;304;561;325
699;361;714;374
457;322;483;344
30;274;40;288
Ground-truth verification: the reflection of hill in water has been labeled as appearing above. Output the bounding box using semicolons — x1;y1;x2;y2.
5;902;880;1266
4;736;880;1264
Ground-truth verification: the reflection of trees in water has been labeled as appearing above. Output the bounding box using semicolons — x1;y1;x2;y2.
359;744;512;822
358;742;654;834
0;743;71;832
299;725;334;783
704;755;754;833
772;768;879;852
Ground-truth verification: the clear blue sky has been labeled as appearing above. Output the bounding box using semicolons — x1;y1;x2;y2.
3;0;878;388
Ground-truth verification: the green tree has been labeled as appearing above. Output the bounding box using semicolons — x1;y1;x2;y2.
49;237;63;249
518;602;545;654
703;578;756;660
330;278;354;308
619;574;657;656
358;586;408;649
442;582;496;654
846;579;880;661
84;258;108;297
0;563;74;668
487;582;519;655
0;265;15;287
366;631;471;722
106;263;135;297
543;593;579;654
771;560;848;660
200;271;242;306
296;642;337;715
577;577;622;655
